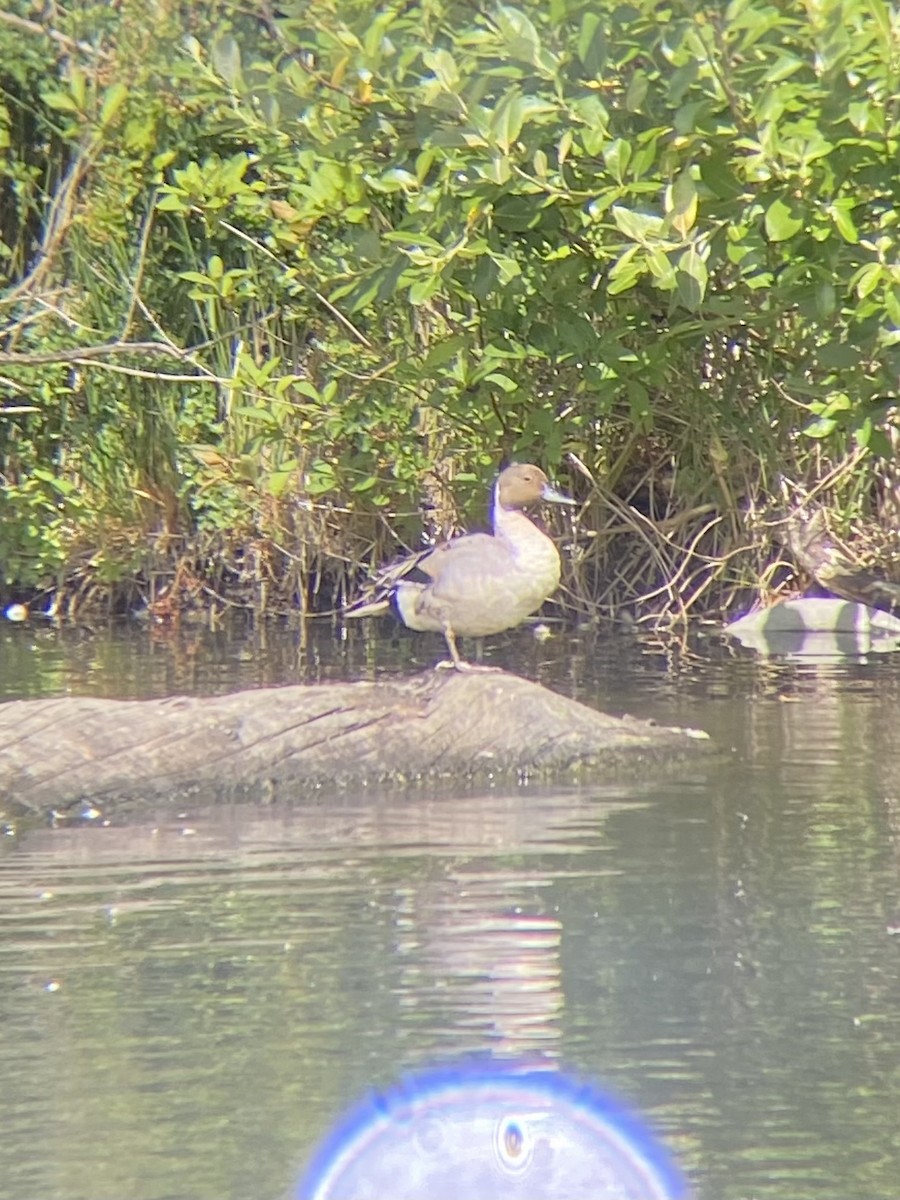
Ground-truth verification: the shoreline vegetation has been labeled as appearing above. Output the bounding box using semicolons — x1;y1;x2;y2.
2;0;900;629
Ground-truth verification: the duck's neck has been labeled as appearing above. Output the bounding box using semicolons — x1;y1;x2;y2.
492;484;542;544
492;485;560;588
491;480;515;536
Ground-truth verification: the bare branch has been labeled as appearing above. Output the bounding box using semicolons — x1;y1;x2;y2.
218;219;374;349
0;9;112;60
0;340;189;367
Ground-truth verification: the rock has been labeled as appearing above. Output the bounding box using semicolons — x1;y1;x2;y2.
725;597;900;658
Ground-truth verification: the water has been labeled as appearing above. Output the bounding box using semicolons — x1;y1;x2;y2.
1;617;900;1199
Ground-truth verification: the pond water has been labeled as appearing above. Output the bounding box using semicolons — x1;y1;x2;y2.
1;616;900;1200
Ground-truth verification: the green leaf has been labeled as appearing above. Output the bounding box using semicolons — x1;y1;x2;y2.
480;154;512;185
383;232;446;254
305;460;337;496
604;138;631;184
49;476;78;497
625;71;649;113
422;48;459;92
100;82;128;127
292;381;322;402
612;206;665;245
627;380;651;425
495;5;543;66
868;0;892;50
817;343;859;369
607;245;645;294
232;405;278;427
351;475;380;493
828;200;858;244
422;336;466;369
668;61;698;106
646;248;676;290
488;253;521;286
156;191;188;213
178;270;214;286
408;274;441;305
764;198;803;241
492;195;541;231
265;466;299;498
860;427;892;457
485;372;519;393
668;170;697;238
490;91;526;154
577;12;606;77
69;66;86;111
676;246;708;309
32;468;76;497
815;282;836;319
376;168;419;192
212;35;243;89
853;262;883;299
42;90;80;113
700;152;744;201
804;417;837;438
821;392;851;415
574;96;609;155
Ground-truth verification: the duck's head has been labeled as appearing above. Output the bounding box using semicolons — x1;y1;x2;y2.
495;463;576;511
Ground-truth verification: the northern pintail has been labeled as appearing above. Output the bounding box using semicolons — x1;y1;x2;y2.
346;463;575;670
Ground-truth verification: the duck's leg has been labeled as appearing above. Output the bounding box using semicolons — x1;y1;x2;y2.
435;623;501;673
444;624;465;669
433;622;464;670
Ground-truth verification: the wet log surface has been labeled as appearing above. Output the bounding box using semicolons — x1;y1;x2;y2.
0;671;713;820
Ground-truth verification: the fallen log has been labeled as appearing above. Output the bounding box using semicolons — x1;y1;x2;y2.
0;670;713;820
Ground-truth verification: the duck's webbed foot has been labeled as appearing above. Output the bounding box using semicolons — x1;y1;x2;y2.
434;626;501;672
434;658;502;673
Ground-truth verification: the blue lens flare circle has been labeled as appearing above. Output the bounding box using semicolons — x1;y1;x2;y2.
296;1063;690;1199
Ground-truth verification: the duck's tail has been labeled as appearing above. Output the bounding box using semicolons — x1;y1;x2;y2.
392;580;436;631
343;595;392;619
343;549;432;621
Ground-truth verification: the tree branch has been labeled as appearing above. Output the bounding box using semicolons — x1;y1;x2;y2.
0;9;112;60
0;340;189;367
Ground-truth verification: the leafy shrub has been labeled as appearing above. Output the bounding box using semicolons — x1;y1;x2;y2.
2;0;899;617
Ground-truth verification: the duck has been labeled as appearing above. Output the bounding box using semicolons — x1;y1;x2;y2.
345;463;575;670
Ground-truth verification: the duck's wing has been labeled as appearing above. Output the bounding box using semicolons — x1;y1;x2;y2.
346;532;503;615
343;547;433;617
417;533;498;581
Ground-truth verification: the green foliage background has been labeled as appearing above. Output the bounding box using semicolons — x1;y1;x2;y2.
2;0;899;618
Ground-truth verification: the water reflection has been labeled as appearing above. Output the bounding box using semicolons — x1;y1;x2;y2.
396;871;566;1057
2;623;900;1199
0;786;645;1200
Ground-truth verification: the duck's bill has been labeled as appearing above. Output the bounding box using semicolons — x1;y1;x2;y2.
540;482;577;505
